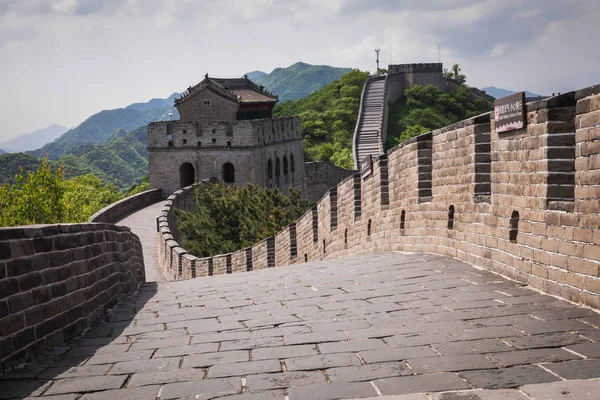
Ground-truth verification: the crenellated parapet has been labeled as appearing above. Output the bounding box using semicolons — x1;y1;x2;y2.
157;83;600;310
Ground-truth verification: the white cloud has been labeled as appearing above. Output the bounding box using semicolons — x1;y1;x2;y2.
0;0;598;141
487;43;508;58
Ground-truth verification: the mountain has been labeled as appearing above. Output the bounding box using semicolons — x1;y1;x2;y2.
482;86;544;100
0;124;68;152
246;71;267;80
250;62;353;102
126;93;181;112
30;102;177;159
0;149;5;155
1;126;149;190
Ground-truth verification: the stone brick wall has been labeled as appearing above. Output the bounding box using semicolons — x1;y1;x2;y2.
157;84;600;310
304;161;355;202
89;189;162;223
148;117;306;197
176;89;239;125
0;223;145;373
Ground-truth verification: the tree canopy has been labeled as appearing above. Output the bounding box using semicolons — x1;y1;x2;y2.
274;69;370;169
176;183;313;257
386;84;491;147
0;156;144;226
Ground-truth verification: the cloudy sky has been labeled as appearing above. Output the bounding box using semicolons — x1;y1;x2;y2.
0;0;598;141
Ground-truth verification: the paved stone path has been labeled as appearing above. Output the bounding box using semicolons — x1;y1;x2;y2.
116;201;168;283
1;251;599;399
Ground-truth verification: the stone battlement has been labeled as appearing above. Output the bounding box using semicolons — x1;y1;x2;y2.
158;83;600;310
388;63;443;74
148;116;302;149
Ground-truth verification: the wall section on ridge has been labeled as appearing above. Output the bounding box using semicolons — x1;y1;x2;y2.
158;84;600;310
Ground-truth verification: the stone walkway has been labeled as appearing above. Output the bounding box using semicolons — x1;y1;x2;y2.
116;201;168;283
1;251;599;399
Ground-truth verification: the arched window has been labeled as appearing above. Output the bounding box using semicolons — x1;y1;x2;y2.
275;157;281;178
367;219;372;236
290;153;295;173
283;155;288;175
400;210;406;230
222;162;235;183
267;159;273;179
179;162;195;188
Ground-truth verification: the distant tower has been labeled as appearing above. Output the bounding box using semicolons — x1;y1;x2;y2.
375;49;380;73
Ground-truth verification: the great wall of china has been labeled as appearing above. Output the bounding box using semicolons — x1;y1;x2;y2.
1;77;599;385
156;84;600;311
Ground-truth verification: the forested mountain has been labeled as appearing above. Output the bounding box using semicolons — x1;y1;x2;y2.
274;70;369;169
30;106;175;159
0;124;68;152
251;62;352;102
1;126;149;190
275;68;492;169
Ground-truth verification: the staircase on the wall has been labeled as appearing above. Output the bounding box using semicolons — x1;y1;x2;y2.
353;76;387;169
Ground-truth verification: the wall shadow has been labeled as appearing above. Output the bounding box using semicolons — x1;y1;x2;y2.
0;283;158;399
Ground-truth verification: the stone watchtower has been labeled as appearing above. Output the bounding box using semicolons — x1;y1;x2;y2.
148;74;305;196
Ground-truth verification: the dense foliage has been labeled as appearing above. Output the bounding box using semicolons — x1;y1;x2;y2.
443;64;467;84
386;84;491;148
30;104;176;160
1;126;149;190
176;183;313;257
0;157;123;226
252;62;352;102
274;69;370;169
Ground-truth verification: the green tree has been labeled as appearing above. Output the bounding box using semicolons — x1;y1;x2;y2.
176;183;313;257
62;174;121;222
0;156;123;226
386;84;491;148
275;69;370;169
443;64;467;84
0;156;66;226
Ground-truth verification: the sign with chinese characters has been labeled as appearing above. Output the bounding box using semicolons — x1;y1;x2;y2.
494;92;527;133
361;155;373;179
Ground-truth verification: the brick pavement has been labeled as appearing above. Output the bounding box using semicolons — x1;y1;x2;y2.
0;253;599;399
116;200;168;283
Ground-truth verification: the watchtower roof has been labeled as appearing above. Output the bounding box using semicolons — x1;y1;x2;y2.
175;74;278;106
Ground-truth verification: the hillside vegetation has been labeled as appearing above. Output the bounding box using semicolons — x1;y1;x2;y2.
274;69;369;169
0;126;149;190
252;62;352;102
276;67;491;169
30;106;175;160
0;157;146;227
176;183;313;257
386;84;491;148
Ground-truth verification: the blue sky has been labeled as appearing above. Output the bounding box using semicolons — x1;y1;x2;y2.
0;0;598;141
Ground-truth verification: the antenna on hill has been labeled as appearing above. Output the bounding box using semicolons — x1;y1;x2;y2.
375;49;380;73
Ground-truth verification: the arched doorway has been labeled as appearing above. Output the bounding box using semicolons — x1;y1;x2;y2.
222;162;235;183
179;162;195;188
